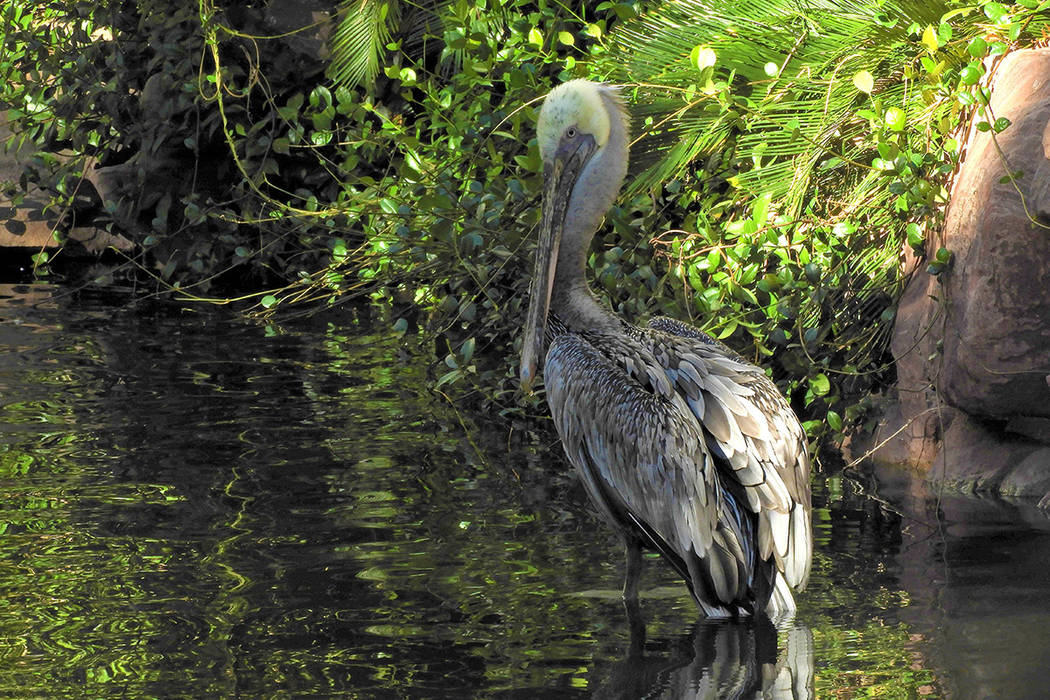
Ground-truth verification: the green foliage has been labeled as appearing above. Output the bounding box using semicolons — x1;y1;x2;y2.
328;0;397;88
2;2;362;292
1;1;614;416
4;0;1050;433
591;0;1050;436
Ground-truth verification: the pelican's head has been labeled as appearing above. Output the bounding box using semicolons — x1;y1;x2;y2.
536;79;614;165
520;80;625;393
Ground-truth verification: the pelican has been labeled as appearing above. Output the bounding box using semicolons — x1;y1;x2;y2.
521;79;812;619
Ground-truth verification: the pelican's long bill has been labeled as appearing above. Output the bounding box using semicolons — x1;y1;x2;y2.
520;160;566;393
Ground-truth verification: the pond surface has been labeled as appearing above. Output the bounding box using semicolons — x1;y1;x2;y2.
1;283;1049;698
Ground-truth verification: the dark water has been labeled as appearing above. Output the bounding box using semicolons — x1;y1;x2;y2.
2;283;1049;698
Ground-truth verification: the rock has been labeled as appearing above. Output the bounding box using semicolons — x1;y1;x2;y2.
887;242;949;462
66;226;134;254
894;48;1050;421
0;186;134;254
842;394;953;468
0;192;61;249
1005;415;1050;443
998;448;1050;497
931;413;1040;493
0;113;132;255
262;0;334;62
865;49;1050;504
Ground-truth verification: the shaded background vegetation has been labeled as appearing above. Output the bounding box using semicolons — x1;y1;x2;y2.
3;0;1049;435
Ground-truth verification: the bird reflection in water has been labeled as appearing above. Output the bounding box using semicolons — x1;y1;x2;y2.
591;618;814;700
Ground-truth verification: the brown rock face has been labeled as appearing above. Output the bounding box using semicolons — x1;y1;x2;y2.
894;49;1050;420
880;49;1050;496
935;49;1050;417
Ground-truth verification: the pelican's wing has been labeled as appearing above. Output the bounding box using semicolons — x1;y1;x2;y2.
544;332;761;613
647;316;812;595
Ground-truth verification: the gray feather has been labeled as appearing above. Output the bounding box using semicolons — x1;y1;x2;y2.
531;80;810;618
701;393;733;444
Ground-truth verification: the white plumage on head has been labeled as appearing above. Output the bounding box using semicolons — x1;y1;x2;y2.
536;79;628;164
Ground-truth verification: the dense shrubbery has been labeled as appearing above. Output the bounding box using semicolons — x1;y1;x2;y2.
3;0;1048;433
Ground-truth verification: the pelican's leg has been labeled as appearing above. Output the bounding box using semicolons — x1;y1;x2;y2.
623;538;645;651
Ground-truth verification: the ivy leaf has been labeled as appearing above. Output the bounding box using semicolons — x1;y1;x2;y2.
959;63;983;85
435;369;461;389
967;36;988;58
921;25;939;53
906;223;924;248
885;106;906;131
983;2;1007;21
809;373;831;396
460;337;475;363
690;45;717;71
716;319;738;339
852;70;874;94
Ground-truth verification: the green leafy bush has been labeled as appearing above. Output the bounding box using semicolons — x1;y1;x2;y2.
3;2;361;292
589;0;1050;436
4;0;1049;434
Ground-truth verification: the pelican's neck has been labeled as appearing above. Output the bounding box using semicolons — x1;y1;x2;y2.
551;89;629;332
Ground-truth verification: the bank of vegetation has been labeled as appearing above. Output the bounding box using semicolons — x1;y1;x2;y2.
3;0;1048;432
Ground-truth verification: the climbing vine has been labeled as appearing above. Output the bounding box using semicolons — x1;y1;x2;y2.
588;0;1050;438
3;0;1049;432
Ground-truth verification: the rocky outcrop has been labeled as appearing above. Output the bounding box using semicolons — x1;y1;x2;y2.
861;49;1050;503
0;113;133;256
934;49;1050;418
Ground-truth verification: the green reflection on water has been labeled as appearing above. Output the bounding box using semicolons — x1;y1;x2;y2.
5;286;1045;698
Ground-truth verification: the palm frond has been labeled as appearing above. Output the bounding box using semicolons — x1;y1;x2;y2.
596;0;1032;391
328;0;399;88
611;0;948;198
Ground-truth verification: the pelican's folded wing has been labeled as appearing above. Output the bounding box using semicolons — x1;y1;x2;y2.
545;331;760;612
647;316;813;594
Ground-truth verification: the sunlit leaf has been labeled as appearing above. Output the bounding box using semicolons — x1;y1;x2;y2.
690;45;717;71
884;106;906;131
810;373;831;396
906;223;924;248
852;70;874;94
921;24;938;53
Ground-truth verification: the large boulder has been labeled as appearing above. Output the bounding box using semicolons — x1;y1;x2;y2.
934;49;1050;417
899;48;1050;419
869;48;1050;499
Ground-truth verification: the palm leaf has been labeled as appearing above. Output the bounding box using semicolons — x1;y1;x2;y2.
597;0;1050;382
328;0;398;87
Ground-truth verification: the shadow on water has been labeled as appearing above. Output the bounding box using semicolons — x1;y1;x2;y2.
1;283;1049;697
858;465;1050;699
